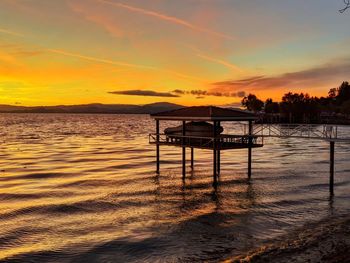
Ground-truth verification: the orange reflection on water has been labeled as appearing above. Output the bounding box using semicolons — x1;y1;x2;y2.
0;114;349;261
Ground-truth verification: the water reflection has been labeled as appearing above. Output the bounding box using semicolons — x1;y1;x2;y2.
0;114;349;262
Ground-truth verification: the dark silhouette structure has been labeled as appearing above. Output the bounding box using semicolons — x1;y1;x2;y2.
149;106;262;185
150;106;349;194
242;81;350;124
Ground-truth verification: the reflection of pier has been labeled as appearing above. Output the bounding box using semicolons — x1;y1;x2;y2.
150;106;350;194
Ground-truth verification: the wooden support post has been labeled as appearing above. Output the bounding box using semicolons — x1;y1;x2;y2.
217;150;221;175
156;120;160;174
191;148;194;169
330;141;335;195
213;121;217;185
248;120;253;179
217;121;221;175
182;121;186;180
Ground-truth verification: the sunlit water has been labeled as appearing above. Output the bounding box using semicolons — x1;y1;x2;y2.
0;114;349;262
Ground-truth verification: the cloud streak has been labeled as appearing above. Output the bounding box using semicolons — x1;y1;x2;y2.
196;53;243;73
97;0;234;40
0;27;24;37
48;49;155;70
108;90;179;97
0;25;202;82
172;89;246;98
183;45;243;74
212;59;350;92
49;49;202;82
108;88;246;98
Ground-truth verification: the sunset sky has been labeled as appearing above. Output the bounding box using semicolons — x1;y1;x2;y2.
1;0;350;106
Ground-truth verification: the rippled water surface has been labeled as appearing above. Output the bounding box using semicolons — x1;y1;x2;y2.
0;114;349;262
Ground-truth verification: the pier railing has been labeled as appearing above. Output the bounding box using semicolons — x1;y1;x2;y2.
246;124;345;141
149;133;263;149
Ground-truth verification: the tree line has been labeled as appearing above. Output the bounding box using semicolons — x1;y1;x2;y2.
241;81;350;123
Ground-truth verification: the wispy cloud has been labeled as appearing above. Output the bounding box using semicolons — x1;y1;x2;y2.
1;43;44;58
161;69;203;82
97;0;234;40
12;50;43;57
68;1;126;38
183;44;243;74
48;49;155;70
212;59;350;92
49;49;202;82
108;90;179;97
196;53;243;73
0;25;200;80
0;27;24;37
0;38;202;82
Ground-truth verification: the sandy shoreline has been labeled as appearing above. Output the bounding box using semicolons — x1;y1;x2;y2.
226;214;350;263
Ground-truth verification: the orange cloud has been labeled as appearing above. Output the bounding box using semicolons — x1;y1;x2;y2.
97;0;235;40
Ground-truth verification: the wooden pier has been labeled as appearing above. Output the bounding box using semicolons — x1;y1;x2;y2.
150;106;350;194
251;123;349;195
150;106;261;185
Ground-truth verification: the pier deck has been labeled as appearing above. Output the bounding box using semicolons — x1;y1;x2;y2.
149;133;263;150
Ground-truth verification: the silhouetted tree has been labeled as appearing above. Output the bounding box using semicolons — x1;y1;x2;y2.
241;94;264;112
328;88;337;98
264;98;279;113
336;81;350;104
241;80;350;123
340;0;350;13
280;92;307;122
341;100;350;114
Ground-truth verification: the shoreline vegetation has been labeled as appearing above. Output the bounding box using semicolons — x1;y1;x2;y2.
227;214;350;263
241;81;350;124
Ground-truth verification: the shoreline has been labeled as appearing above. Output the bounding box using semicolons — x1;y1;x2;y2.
226;214;350;263
0;112;350;126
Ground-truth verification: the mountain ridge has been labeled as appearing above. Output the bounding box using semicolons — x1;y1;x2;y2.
0;102;184;114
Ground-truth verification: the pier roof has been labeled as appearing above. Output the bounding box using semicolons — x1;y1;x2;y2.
151;106;256;121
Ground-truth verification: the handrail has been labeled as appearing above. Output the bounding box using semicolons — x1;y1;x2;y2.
149;133;263;147
150;124;350;145
149;133;259;140
250;124;348;141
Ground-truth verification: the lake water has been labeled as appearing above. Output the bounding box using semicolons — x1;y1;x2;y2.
0;114;349;262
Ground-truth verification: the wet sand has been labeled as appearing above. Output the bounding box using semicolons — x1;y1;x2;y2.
228;214;350;263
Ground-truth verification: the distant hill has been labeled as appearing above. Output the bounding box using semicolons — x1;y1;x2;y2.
0;102;184;114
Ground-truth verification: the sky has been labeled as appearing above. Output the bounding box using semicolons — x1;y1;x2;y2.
0;0;350;106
